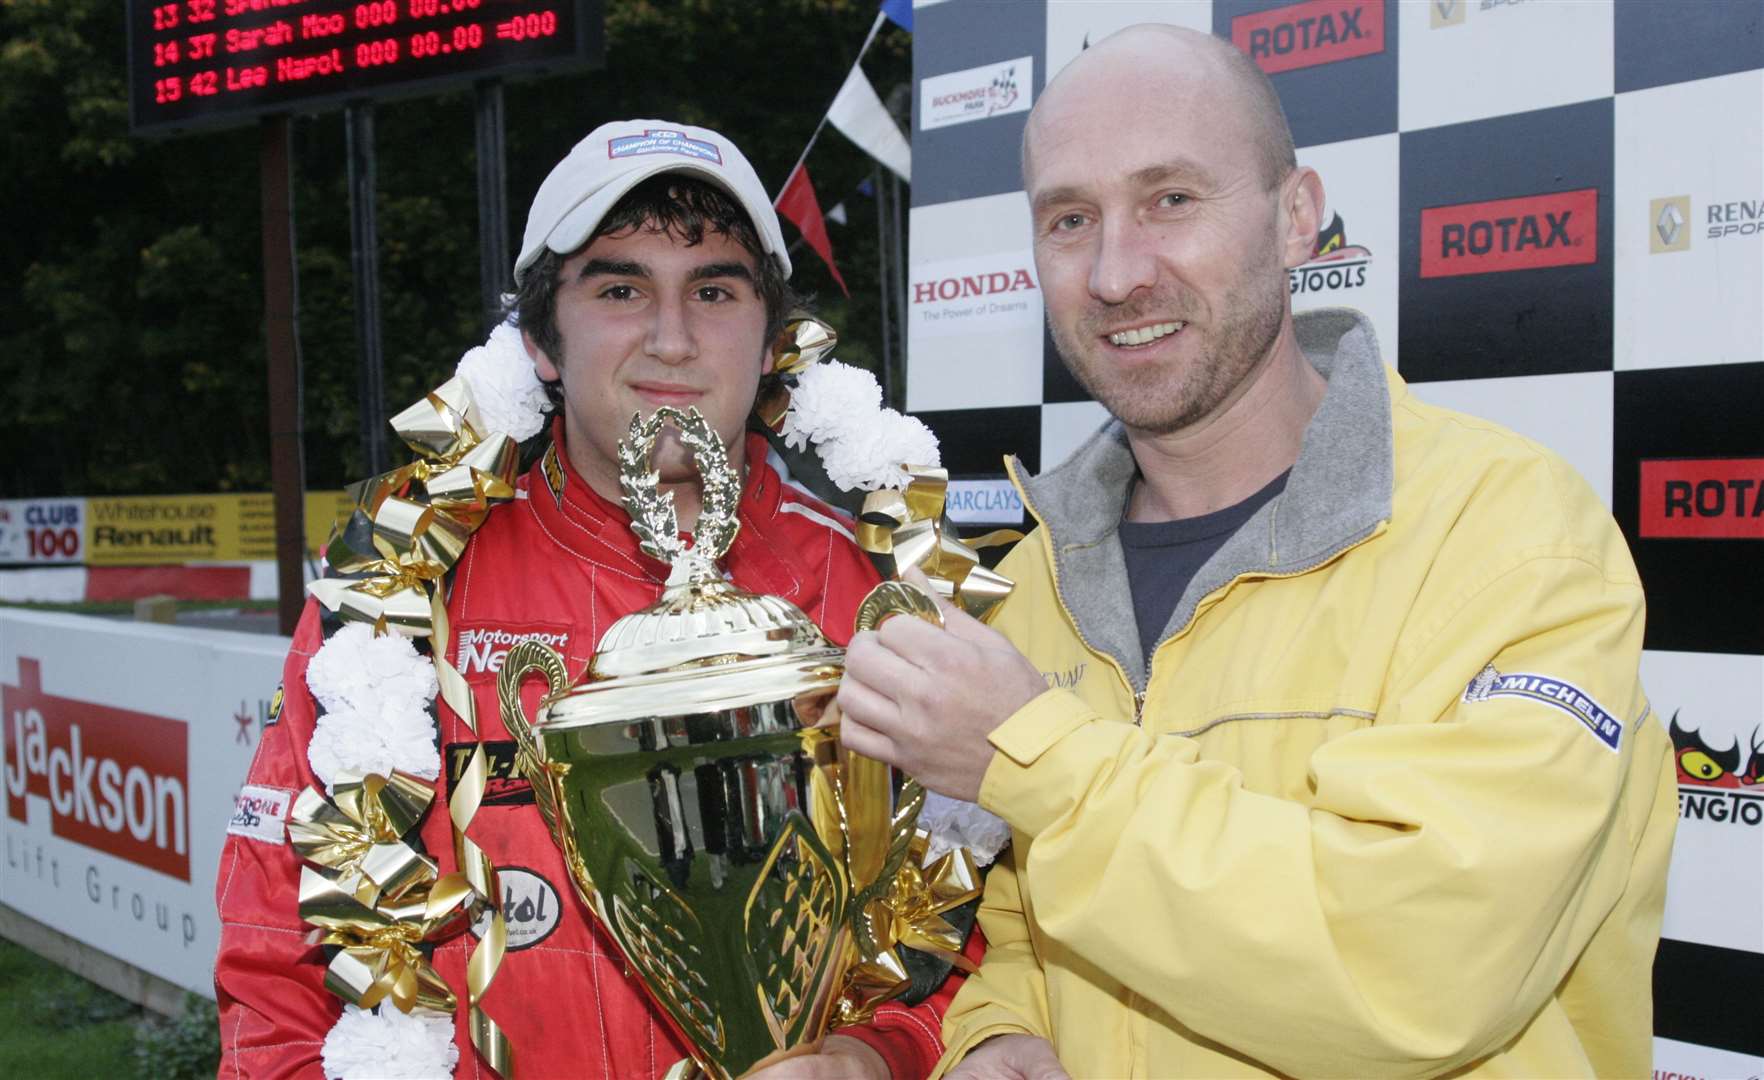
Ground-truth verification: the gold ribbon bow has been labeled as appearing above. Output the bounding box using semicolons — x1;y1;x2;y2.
290;771;475;1015
300;863;473;1015
309;376;520;637
756;314;840;429
839;831;983;1023
287;771;438;910
856;466;1021;622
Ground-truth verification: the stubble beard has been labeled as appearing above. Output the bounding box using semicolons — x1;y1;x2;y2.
1050;267;1289;437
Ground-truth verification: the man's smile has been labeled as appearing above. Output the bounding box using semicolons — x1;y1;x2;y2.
1104;320;1187;348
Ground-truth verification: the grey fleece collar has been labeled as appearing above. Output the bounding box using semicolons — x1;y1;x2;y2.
1010;307;1395;694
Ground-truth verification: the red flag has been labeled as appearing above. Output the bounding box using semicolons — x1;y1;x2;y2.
774;162;849;296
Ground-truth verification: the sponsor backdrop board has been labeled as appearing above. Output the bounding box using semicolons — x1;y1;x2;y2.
0;491;352;568
0;610;284;996
908;0;1763;1068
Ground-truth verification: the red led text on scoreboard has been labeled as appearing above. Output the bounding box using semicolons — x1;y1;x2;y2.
128;1;601;134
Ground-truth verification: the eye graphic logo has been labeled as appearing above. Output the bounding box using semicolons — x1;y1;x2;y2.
1669;710;1764;829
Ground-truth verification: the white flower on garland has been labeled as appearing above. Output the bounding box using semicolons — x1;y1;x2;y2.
778;356;1008;865
322;1004;458;1080
779;361;939;492
306;624;441;791
456;320;548;443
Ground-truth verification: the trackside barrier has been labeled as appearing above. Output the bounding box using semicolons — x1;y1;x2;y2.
0;609;286;998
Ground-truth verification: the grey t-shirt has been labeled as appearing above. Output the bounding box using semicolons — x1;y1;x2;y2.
1119;471;1289;666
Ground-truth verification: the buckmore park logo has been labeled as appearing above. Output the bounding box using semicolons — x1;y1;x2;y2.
1668;709;1763;828
919;55;1034;131
1649;193;1763;253
1230;0;1384;76
1638;458;1764;540
1419;189;1597;279
1290;212;1372;296
4;658;191;880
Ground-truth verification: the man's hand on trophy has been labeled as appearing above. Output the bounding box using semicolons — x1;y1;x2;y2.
742;1035;889;1079
838;570;1047;803
945;1034;1072;1080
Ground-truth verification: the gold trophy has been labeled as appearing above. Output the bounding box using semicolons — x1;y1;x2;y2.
496;407;934;1079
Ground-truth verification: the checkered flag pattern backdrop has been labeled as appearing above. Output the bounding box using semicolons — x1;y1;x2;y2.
904;0;1763;1072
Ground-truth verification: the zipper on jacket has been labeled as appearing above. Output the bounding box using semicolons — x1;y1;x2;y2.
1007;459;1145;707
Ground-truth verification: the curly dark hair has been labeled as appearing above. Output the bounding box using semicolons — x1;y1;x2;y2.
511;174;801;400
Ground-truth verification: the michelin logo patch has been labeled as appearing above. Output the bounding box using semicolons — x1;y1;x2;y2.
1464;664;1623;751
607;129;722;165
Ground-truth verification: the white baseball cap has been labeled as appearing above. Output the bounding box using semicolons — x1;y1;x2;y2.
514;119;792;284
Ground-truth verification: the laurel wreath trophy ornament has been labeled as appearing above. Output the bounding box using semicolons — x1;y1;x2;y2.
496;406;961;1079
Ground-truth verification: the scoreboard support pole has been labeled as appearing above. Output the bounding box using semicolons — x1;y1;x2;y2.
260;115;307;639
475;79;510;331
346;101;390;478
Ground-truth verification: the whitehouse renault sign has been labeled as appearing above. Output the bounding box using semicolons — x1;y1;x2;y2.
0;610;283;996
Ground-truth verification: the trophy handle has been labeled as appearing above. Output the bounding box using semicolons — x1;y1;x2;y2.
497;640;571;833
844;581;940;950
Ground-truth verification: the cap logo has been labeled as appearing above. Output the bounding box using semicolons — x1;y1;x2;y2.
607;129;722;165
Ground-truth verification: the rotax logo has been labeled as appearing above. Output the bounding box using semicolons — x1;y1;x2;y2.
1230;0;1385;76
1638;458;1764;540
1419;188;1597;279
3;659;191;881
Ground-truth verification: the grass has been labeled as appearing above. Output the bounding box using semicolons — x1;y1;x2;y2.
0;940;138;1076
0;940;219;1079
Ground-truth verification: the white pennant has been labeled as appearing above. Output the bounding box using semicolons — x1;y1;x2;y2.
826;62;911;182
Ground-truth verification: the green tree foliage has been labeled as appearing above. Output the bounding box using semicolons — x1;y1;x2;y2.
0;0;909;495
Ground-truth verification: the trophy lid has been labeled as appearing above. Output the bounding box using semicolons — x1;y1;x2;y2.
589;578;832;678
534;407;844;731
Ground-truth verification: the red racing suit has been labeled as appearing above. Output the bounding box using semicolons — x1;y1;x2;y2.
215;430;965;1079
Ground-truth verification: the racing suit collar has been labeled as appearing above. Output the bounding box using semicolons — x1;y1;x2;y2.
1009;307;1397;692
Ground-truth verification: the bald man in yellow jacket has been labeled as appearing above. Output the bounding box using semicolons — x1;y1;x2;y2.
837;25;1677;1080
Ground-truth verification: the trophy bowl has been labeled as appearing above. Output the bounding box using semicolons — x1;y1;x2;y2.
496;408;920;1079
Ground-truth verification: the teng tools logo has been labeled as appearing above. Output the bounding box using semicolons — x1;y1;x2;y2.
1419;189;1598;279
1669;710;1762;829
1231;0;1385;75
3;658;190;880
1639;458;1764;540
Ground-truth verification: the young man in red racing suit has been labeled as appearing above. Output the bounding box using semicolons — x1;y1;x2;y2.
213;119;973;1080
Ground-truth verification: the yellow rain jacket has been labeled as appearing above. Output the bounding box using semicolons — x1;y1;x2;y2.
936;309;1678;1079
